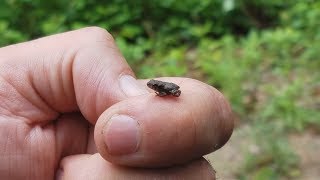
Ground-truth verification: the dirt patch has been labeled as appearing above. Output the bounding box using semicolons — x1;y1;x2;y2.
206;126;320;179
289;132;320;180
205;125;254;179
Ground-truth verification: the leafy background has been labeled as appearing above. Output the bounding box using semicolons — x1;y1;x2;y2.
1;0;319;179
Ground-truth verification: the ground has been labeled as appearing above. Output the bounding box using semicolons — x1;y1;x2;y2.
206;125;320;180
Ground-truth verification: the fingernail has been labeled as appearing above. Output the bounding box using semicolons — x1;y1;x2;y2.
104;115;140;155
119;75;148;96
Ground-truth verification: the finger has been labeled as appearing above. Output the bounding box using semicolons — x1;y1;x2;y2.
0;27;148;177
55;113;90;157
57;154;215;180
0;113;90;179
87;125;98;154
95;78;234;167
0;27;148;125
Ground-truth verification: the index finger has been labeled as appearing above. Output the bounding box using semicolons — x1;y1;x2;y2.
94;77;234;167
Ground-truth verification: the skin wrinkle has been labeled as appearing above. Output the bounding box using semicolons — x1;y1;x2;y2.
0;104;26;121
0;74;53;123
93;60;110;120
38;57;51;104
54;51;74;112
56;51;66;110
30;57;54;111
72;48;100;122
61;49;78;111
1;115;33;176
71;36;133;121
47;55;59;112
68;48;77;107
0;91;9;110
38;50;68;112
69;46;88;113
93;46;129;119
55;49;80;112
0;87;19;117
0;76;20;114
26;59;59;123
26;53;58;117
1;42;83;177
72;43;127;122
90;59;105;121
28;68;60;125
59;50;68;104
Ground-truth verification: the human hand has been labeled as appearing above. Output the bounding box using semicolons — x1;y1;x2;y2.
0;27;233;179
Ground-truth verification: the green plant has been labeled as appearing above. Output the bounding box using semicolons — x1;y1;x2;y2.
0;1;319;179
238;123;300;179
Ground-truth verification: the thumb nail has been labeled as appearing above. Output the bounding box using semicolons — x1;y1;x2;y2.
119;75;148;97
104;115;140;155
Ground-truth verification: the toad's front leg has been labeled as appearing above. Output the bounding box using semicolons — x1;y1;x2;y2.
155;91;167;97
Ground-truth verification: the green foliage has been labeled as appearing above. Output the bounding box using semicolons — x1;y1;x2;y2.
138;46;188;78
195;36;247;114
0;0;319;179
281;0;320;39
0;0;294;48
259;78;320;131
239;124;300;179
0;20;27;46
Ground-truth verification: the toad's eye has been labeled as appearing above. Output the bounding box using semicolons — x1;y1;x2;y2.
171;89;181;97
147;83;154;88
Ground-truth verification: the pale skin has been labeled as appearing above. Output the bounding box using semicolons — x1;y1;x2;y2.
0;27;234;179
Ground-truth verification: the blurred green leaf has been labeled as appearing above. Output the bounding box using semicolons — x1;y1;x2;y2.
1;1;320;179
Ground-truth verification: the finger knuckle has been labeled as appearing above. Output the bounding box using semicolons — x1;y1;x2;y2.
81;26;115;44
197;159;216;180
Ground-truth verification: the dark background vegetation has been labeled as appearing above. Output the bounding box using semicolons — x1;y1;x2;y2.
1;0;319;179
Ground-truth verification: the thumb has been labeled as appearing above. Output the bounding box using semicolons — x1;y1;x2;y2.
94;78;234;167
